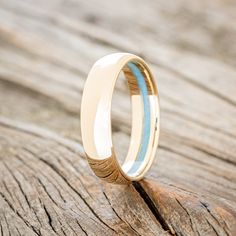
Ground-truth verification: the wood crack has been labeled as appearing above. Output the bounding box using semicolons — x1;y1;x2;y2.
0;221;3;236
37;158;117;234
200;201;230;236
206;219;221;236
174;197;196;235
42;205;57;235
37;177;63;208
133;182;174;235
75;220;88;236
102;191;141;236
0;192;40;236
2;161;32;211
3;213;11;236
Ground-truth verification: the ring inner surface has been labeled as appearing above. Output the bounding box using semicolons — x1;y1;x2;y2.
121;61;155;177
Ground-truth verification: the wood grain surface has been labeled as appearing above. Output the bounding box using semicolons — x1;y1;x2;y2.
0;0;236;235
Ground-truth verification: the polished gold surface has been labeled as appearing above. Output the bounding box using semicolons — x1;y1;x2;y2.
81;53;160;184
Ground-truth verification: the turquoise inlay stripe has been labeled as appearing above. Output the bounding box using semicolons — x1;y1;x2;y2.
127;62;151;175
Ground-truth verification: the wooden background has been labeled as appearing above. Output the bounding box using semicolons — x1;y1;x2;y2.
0;0;236;235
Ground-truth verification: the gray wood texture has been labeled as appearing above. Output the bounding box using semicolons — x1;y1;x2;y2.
0;0;236;235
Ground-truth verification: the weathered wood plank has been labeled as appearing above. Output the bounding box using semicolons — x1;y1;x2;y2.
140;179;236;236
0;120;168;236
0;0;236;235
1;118;236;235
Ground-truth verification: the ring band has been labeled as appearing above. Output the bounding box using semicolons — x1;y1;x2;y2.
81;53;160;184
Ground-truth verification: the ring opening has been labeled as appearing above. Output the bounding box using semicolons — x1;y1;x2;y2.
119;60;157;178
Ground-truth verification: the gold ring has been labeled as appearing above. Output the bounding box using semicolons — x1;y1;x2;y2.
81;53;160;184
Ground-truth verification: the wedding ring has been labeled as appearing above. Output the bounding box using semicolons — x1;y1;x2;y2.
81;53;160;184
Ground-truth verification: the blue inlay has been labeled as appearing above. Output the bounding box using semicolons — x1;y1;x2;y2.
127;62;151;175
